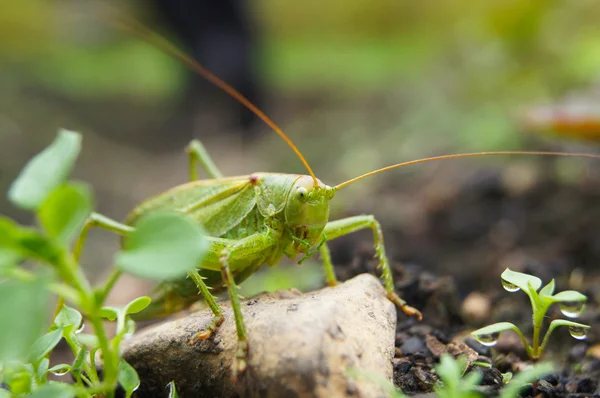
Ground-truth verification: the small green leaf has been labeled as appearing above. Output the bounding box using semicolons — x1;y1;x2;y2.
0;217;64;266
28;328;63;363
539;279;555;297
472;322;519;336
547;319;590;340
72;346;87;374
116;212;207;281
501;268;542;292
99;307;119;321
167;381;179;398
550;290;587;303
37;357;49;383
0;279;49;362
37;182;93;243
3;365;32;394
0;248;21;271
29;383;75;398
118;359;140;397
76;334;99;348
48;364;72;376
499;362;553;398
8;129;82;211
53;305;83;333
0;217;27;254
0;389;11;398
124;296;152;315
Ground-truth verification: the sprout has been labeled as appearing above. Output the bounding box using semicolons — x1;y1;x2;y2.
472;268;590;361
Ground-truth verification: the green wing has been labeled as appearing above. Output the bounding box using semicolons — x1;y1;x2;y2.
124;176;255;237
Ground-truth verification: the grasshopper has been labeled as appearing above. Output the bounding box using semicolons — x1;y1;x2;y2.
71;15;600;378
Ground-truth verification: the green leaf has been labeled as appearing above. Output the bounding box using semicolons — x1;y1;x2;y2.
435;354;465;392
76;334;99;348
0;279;49;362
72;346;87;374
99;306;119;321
0;216;64;266
30;383;75;398
550;290;587;303
472;322;519;336
48;364;72;376
499;362;553;398
0;389;11;398
547;319;590;340
124;296;152;315
8;129;82;211
36;357;49;383
539;279;555;297
0;248;22;271
167;381;179;398
116;212;207;281
3;365;32;394
53;305;83;334
28;328;63;363
37;182;93;243
118;359;140;397
501;268;542;292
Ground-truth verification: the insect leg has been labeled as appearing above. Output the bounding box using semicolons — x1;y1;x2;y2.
320;243;338;286
322;215;422;320
216;232;277;378
74;212;134;261
185;139;224;180
187;270;224;342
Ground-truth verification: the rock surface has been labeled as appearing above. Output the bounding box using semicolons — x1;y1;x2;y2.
122;274;397;397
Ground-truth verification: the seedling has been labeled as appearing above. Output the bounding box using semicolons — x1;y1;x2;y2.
472;268;590;361
350;353;554;398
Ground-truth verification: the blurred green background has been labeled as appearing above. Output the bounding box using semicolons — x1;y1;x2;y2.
2;0;600;302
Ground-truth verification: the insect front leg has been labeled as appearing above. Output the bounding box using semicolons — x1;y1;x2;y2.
189;233;278;379
187;270;225;342
322;215;423;320
186;139;223;180
320;243;338;287
73;213;134;260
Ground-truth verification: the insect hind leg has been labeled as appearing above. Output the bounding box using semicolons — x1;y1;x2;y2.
322;215;422;320
186;139;224;180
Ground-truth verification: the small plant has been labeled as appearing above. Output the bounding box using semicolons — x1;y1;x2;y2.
434;354;482;398
0;130;206;397
350;353;554;398
472;268;590;361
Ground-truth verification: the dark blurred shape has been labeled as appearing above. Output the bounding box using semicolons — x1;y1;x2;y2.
149;0;261;134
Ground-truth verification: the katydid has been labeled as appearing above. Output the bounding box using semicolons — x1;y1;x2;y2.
71;15;600;378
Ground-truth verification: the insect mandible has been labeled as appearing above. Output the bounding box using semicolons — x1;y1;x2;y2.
72;14;600;378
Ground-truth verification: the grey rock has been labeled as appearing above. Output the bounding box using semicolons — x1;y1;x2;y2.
122;274;397;398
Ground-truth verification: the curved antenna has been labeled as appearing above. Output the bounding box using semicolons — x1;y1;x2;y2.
334;151;600;190
110;11;319;185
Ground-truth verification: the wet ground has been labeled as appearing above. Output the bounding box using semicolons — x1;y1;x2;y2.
334;163;600;397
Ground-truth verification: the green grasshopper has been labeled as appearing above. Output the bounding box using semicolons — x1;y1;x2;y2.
72;16;600;378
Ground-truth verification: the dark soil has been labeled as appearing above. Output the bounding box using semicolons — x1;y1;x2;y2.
332;162;600;397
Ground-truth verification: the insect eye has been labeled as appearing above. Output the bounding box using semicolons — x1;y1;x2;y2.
296;186;308;201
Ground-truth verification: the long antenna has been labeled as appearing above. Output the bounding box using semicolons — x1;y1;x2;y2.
335;151;600;190
109;10;319;186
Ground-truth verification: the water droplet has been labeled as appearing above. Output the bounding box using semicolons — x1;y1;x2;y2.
568;326;589;340
50;366;70;376
560;301;585;318
474;332;500;347
501;279;520;292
